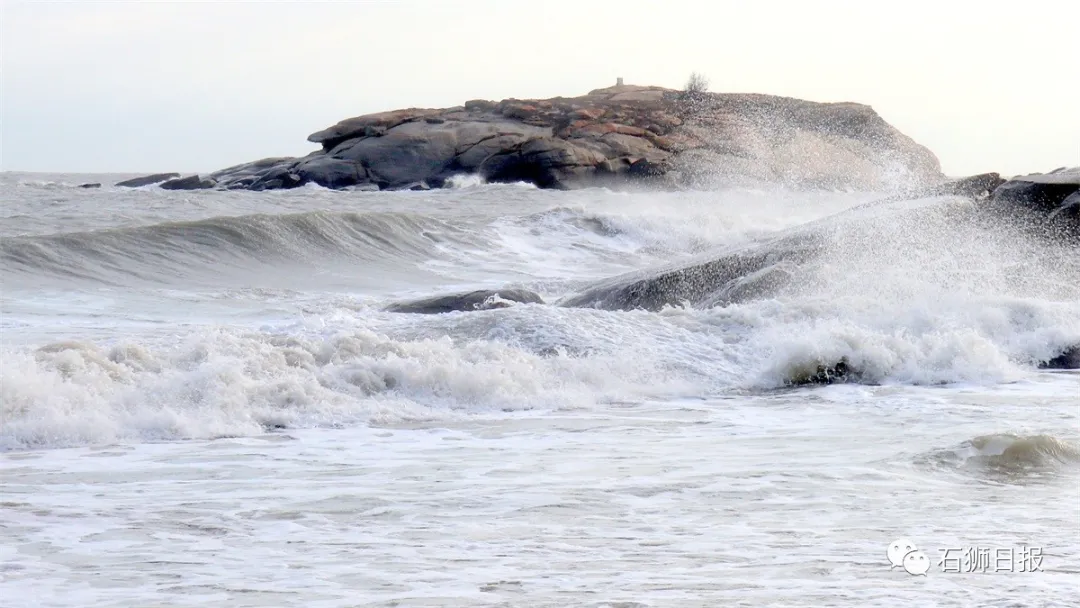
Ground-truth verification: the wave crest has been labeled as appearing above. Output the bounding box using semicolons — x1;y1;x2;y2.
1;211;470;285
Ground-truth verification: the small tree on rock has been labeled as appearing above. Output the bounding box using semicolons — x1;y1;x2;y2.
678;72;711;117
685;72;710;95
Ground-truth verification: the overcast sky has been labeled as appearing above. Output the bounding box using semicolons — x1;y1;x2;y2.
2;0;1077;177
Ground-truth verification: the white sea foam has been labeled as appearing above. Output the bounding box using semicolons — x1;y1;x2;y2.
444;173;488;189
2;174;1077;606
4;287;1077;450
0;309;694;450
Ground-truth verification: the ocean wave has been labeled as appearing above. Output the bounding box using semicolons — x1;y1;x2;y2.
4;287;1077;450
0;211;478;285
919;433;1080;480
0;319;676;451
644;291;1080;389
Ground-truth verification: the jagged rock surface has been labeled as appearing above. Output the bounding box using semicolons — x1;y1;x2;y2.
204;84;945;192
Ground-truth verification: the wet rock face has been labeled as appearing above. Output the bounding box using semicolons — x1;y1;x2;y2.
115;172;181;187
991;168;1080;221
558;230;821;312
1039;346;1080;370
203;83;945;192
787;359;858;386
384;289;545;314
931;173;1006;198
977;167;1080;239
159;175;217;190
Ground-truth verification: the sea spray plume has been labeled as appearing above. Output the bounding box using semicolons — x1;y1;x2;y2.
754;193;1080;386
667;93;942;192
562;188;1080;311
558;190;1080;386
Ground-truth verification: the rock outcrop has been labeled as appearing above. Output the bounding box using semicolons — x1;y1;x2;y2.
385;289;544;314
200;83;944;192
116;172;180;187
559;167;1080;312
159;175;217;190
557;228;822;311
989;167;1080;224
1039;346;1080;370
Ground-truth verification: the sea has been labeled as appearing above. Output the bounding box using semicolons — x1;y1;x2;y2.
1;172;1078;607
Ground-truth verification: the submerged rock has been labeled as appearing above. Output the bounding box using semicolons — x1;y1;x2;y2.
385;289;544;314
205;82;944;192
115;172;180;187
1039;346;1080;370
787;359;858;386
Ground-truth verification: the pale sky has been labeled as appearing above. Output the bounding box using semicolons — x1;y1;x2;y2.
2;0;1077;177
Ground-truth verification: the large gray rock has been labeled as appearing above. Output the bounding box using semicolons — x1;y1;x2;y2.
1039;346;1080;370
481;139;606;188
159;175;217;190
930;173;1007;198
202;83;947;192
115;172;180;187
211;157;295;179
294;156;366;189
210;157;297;190
1056;191;1080;221
331;121;461;189
308;108;445;149
559;195;980;312
385;289;544;314
992;167;1080;213
987;167;1080;235
558;232;819;311
858;172;1007;207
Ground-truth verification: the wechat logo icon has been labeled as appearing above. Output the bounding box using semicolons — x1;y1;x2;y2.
888;538;930;576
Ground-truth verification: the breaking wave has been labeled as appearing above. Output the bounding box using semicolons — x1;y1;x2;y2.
0;317;681;450
2;181;1078;450
3;290;1078;450
920;434;1080;480
0;211;476;286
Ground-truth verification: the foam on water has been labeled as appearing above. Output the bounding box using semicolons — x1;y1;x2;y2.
0;307;690;449
3;285;1077;450
2;174;1078;606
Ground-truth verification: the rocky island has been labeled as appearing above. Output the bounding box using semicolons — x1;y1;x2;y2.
123;81;948;193
118;80;1077;237
101;81;1080;373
